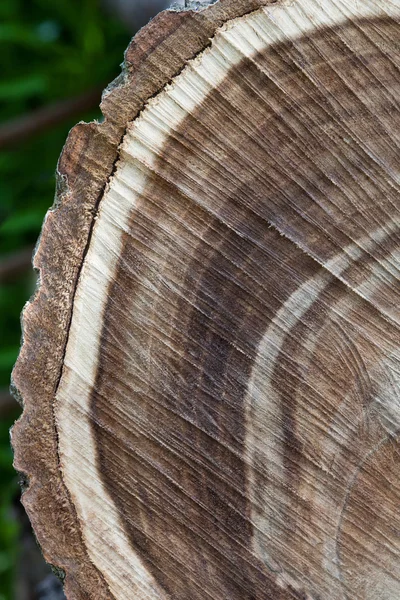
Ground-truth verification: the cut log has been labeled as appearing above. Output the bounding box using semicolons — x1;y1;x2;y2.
11;1;400;599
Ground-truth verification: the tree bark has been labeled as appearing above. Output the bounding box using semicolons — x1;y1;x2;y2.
12;1;400;599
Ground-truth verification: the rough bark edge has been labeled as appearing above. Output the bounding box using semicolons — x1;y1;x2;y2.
10;1;278;599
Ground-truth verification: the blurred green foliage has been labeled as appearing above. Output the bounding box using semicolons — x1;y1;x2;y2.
0;0;131;597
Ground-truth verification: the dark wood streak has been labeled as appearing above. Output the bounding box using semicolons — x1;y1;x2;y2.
92;16;400;600
92;187;311;598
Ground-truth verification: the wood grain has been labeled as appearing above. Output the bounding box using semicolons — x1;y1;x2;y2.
12;1;400;599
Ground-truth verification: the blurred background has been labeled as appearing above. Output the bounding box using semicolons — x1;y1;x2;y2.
0;1;217;598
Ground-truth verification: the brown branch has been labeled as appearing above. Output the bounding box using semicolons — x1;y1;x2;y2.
0;87;104;150
0;247;34;282
0;389;19;416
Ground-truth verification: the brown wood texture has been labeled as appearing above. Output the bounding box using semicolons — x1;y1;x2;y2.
11;1;400;599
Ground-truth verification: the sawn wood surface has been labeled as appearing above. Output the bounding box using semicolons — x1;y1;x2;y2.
12;1;400;598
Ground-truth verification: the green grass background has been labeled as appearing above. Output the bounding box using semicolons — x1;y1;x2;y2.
0;0;132;596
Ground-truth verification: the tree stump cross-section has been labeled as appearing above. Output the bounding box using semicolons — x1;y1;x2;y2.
11;0;400;599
